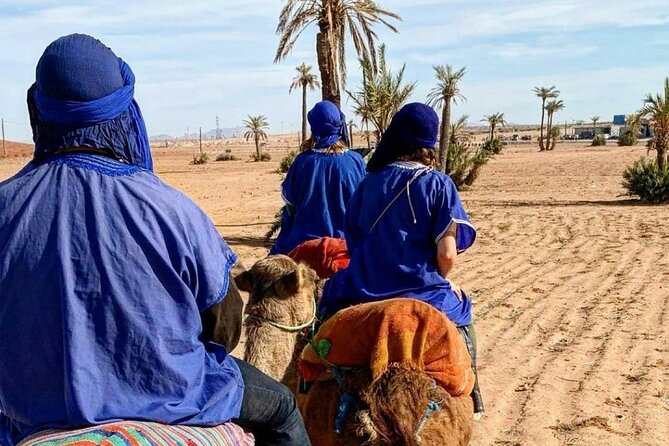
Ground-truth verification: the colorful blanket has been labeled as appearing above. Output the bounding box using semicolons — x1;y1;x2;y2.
299;298;474;397
18;421;254;446
288;237;350;279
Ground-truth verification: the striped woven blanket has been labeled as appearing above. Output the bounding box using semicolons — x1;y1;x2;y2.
18;421;254;446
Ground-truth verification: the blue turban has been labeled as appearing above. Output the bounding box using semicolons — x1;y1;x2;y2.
27;34;153;170
367;103;439;172
307;100;350;149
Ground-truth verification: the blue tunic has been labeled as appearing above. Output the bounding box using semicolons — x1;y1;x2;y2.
319;161;477;327
0;154;243;445
270;149;366;255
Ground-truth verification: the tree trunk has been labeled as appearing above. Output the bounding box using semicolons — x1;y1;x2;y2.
546;112;553;150
349;123;354;147
301;85;308;143
438;101;450;172
539;100;546;151
255;134;260;160
658;141;667;170
489;124;494;142
316;31;340;107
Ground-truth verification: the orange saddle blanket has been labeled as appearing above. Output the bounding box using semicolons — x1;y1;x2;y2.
288;237;350;279
299;298;475;397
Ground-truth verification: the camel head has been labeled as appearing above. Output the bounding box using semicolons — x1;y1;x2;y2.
235;255;320;384
235;255;319;328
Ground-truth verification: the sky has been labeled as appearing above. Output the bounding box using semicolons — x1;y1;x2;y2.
0;0;668;142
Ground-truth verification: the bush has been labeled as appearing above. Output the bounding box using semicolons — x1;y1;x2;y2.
622;159;669;203
618;131;638;147
445;143;493;189
591;135;607;146
216;151;240;161
277;150;297;173
191;152;210;165
250;151;272;162
482;138;504;154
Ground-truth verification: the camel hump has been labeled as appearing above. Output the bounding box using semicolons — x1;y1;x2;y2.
300;298;475;397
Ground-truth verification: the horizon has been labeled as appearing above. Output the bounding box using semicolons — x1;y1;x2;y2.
1;0;668;143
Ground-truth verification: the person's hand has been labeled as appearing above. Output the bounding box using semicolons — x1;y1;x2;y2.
446;279;463;301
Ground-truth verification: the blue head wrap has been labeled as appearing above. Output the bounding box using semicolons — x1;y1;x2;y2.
367;103;439;172
27;34;153;170
307;100;350;149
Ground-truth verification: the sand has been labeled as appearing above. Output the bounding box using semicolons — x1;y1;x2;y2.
0;141;666;446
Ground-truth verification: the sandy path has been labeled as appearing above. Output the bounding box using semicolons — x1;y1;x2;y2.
0;143;666;445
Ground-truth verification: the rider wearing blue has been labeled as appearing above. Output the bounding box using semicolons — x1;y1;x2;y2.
319;102;484;415
0;34;309;446
269;101;366;255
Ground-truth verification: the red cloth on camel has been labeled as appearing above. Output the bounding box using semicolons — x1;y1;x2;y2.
288;237;350;279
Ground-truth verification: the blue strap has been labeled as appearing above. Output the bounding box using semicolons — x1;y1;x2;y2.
332;366;363;434
415;399;442;437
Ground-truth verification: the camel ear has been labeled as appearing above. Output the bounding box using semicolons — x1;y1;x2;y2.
274;265;308;299
235;270;254;293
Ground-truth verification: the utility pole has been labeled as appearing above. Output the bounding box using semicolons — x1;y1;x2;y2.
216;116;221;140
199;127;203;154
1;118;6;158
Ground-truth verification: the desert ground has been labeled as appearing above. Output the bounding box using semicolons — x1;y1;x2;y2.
0;140;667;446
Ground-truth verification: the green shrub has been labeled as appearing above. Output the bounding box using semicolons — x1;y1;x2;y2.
191;152;210;165
445;143;493;189
591;135;607;146
277;150;297;173
482;138;504;154
617;131;638;147
216;151;240;161
250;151;272;162
622;159;669;203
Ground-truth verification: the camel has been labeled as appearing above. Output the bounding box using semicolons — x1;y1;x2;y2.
235;255;320;392
238;255;474;446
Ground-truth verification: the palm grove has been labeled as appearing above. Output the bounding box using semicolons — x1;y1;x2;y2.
269;0;667;201
274;0;498;187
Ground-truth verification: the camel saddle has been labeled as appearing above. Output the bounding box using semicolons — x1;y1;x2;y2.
299;298;475;397
17;421;254;445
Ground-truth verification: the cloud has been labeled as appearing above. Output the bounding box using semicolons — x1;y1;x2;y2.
2;0;668;142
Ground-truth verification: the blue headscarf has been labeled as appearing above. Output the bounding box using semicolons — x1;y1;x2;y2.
27;34;153;170
307;100;350;149
367;103;439;172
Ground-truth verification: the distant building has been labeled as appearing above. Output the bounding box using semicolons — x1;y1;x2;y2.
572;123;613;139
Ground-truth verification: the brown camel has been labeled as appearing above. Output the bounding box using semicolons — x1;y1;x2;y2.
238;255;474;445
235;255;319;392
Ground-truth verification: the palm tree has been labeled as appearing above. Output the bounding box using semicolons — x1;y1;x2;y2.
450;115;470;145
275;0;401;107
639;77;669;169
348;120;357;147
290;63;320;144
427;65;467;172
481;112;507;142
348;45;415;139
591;116;600;139
533;86;560;151
243;115;269;160
545;100;565;150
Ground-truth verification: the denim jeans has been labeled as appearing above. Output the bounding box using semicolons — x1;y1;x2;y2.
232;358;311;446
457;324;484;414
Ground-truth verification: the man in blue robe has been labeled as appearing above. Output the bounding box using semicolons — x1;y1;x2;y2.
270;101;366;255
0;34;309;446
319;103;484;416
